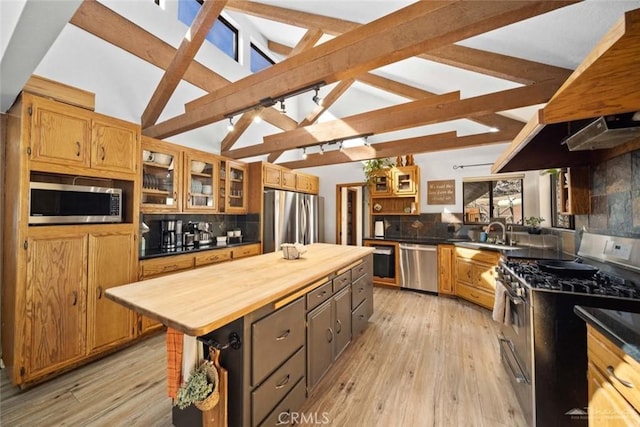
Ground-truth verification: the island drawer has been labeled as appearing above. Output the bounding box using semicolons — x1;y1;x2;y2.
194;248;232;266
352;299;369;338
332;270;351;293
252;297;305;386
258;377;306;427
351;275;369;310
252;347;305;426
306;280;333;311
351;257;370;281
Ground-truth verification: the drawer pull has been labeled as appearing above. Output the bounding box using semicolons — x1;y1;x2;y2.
163;264;178;271
358;286;364;293
327;328;334;343
275;374;290;389
607;366;634;388
276;329;290;340
317;291;327;298
471;291;479;298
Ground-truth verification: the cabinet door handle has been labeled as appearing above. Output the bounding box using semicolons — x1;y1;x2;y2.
101;145;106;160
97;286;103;300
607;366;634;388
276;329;290;340
71;291;78;306
275;374;290;389
327;327;334;343
187;192;192;203
336;319;342;334
471;291;479;298
76;141;81;156
173;191;177;201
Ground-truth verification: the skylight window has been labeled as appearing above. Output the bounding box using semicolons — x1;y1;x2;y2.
250;43;274;73
178;0;238;61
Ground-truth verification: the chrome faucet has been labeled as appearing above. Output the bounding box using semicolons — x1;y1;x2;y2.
487;221;506;244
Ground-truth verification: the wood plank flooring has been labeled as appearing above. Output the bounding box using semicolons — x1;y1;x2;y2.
0;287;526;426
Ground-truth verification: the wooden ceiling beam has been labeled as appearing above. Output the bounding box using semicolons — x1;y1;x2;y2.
141;0;226;128
267;78;355;163
147;1;570;139
225;80;558;159
279;130;518;169
69;0;290;135
228;0;574;85
70;0;228;94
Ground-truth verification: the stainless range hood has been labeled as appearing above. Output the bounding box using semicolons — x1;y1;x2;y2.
564;111;640;151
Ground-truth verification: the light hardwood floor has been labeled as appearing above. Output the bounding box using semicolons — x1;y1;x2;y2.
0;288;526;426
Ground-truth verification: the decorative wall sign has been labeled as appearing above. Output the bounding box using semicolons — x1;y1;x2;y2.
427;179;455;205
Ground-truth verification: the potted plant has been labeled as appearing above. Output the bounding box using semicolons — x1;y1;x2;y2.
175;361;219;411
363;158;394;185
525;216;545;234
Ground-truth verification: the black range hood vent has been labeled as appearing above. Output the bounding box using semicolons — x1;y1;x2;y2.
563;111;640;151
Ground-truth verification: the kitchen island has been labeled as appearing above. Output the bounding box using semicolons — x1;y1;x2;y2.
106;243;375;427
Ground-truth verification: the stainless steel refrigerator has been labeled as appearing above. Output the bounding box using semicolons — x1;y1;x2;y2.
263;189;323;253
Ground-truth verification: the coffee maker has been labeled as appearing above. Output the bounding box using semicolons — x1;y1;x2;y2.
161;219;177;251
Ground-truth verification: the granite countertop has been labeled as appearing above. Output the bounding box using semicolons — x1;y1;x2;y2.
140;240;260;260
108;244;374;336
575;306;640;363
364;237;574;261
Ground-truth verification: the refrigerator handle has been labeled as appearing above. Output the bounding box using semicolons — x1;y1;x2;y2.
301;198;308;244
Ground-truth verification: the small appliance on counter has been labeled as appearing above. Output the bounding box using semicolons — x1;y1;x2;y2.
175;220;183;248
374;220;385;238
197;222;213;246
161;219;176;251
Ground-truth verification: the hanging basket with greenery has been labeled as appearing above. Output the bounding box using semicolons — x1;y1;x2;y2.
175;361;219;411
363;158;395;184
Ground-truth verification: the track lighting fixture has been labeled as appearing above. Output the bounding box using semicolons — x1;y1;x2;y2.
302;147;308;160
312;87;323;106
364;136;370;147
279;100;287;114
227;117;234;131
319;144;325;155
339;141;344;151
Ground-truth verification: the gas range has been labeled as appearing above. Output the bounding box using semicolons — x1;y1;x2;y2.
501;259;639;300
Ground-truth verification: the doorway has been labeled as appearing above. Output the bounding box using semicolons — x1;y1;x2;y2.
335;183;367;246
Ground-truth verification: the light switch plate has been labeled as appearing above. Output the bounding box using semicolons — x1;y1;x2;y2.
603;240;632;260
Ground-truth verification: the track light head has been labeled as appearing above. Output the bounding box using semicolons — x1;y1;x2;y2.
312;87;323;106
364;136;370;147
279;100;287;114
339;141;344;151
253;112;262;123
302;147;308;160
319;145;324;155
227;117;234;131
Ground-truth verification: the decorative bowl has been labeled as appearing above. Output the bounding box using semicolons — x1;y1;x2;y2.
191;161;206;173
142;150;152;161
373;203;382;212
152;153;172;165
191;179;202;193
233;229;241;237
201;184;213;195
217;236;227;244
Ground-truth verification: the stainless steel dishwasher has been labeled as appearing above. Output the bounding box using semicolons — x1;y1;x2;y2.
399;243;438;293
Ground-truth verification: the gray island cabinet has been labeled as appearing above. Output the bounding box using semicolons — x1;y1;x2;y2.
106;243;374;427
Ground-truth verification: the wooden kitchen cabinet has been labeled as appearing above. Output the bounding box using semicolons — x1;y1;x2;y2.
225;160;248;213
262;162;317;194
28;94;139;177
454;247;500;310
87;232;136;354
437;244;455;295
184;150;219;213
587;325;640;425
369;165;420;215
307;297;335;391
282;169;297;190
393;166;418;195
140;136;182;212
25;233;88;378
369;169;393;196
296;172;319;194
559;167;590;215
263;163;283;188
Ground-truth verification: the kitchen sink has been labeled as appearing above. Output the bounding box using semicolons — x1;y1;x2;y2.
457;242;521;251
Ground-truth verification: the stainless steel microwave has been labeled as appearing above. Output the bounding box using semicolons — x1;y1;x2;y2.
29;182;122;224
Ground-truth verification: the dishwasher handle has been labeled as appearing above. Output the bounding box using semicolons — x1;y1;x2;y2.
399;244;437;252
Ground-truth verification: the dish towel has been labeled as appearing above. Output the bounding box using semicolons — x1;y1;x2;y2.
181;334;204;384
492;279;508;324
166;328;183;399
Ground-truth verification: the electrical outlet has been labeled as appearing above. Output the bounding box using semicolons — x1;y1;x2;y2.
603;240;632;260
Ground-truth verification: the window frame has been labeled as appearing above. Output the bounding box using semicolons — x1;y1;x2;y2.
250;42;275;73
179;0;239;62
462;177;524;225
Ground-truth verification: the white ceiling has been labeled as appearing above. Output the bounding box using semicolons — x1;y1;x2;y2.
3;0;640;162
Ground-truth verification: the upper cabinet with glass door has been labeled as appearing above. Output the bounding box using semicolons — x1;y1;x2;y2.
184;150;218;212
369;169;393;197
393;166;418;195
140;136;181;212
222;160;248;214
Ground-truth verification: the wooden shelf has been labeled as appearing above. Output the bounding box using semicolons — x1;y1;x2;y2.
142;161;172;169
141;188;169;195
190;171;212;178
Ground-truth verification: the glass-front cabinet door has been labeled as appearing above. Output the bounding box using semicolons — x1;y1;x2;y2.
184;152;217;212
393;166;417;195
225;160;248;214
369;169;392;197
141;137;181;212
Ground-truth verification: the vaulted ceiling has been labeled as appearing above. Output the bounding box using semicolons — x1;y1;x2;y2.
4;0;640;169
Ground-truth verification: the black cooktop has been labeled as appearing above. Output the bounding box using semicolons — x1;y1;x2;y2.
503;260;640;300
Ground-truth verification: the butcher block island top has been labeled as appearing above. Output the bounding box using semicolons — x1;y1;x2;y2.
106;243;374;336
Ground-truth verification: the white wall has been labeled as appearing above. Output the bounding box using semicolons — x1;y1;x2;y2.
302;143;544;244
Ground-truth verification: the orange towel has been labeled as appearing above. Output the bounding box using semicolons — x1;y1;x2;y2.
166;327;184;399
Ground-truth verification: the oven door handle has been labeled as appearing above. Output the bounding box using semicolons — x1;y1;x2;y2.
499;337;529;384
497;279;525;305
